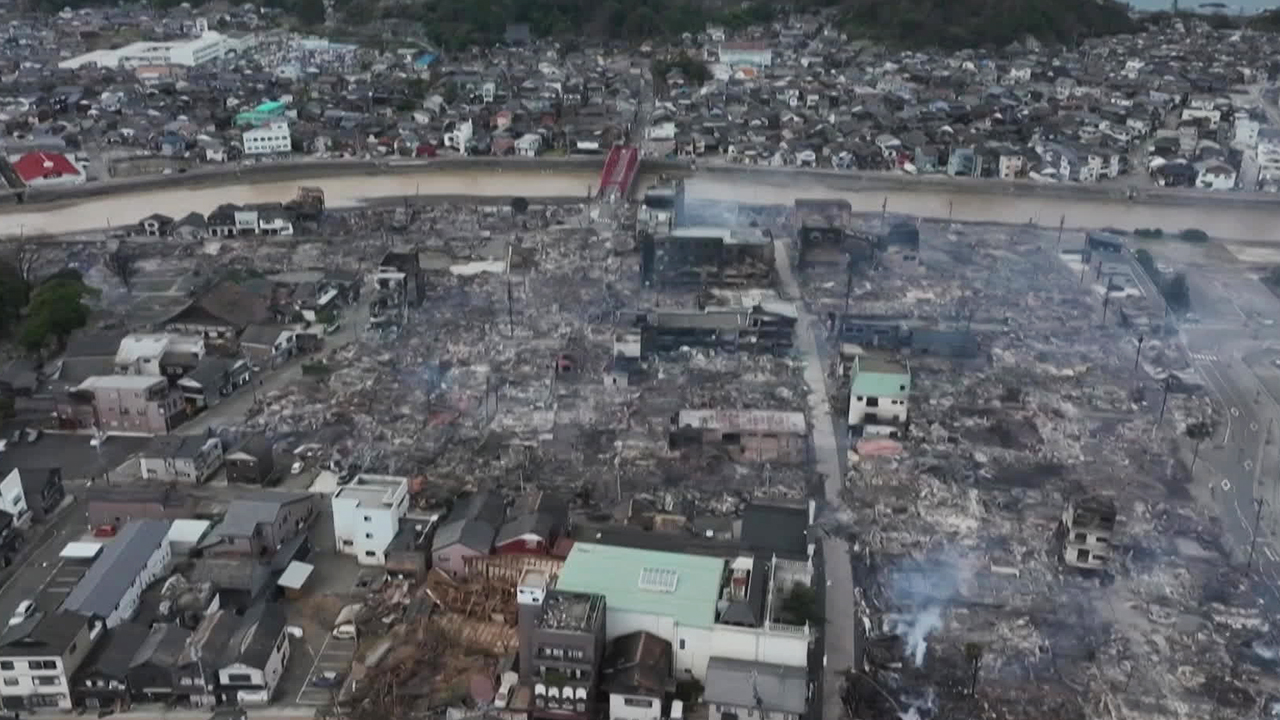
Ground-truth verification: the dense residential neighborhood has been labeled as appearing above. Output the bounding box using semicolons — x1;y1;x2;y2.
1;6;1280;191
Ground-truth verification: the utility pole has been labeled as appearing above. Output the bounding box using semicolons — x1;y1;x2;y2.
1101;291;1111;325
1249;498;1267;571
1134;334;1145;371
1080;261;1087;284
506;245;515;336
843;257;855;316
1157;377;1172;426
880;196;888;229
948;200;953;221
1057;214;1065;246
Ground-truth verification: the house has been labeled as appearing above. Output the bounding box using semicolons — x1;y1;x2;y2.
718;42;772;68
86;487;196;528
668;410;807;464
242;121;292;155
494;492;568;556
0;468;64;525
61;519;171;628
947;147;978;177
515;133;542;157
739;501;813;561
125;623;204;704
0;611;100;709
177;356;243;411
72;622;151;709
704;658;806;720
516;571;606;720
207;490;316;560
206;205;240;237
137;214;173;237
213;602;289;705
115;334;200;376
555;543;810;680
163;281;274;342
847;357;910;436
239;325;296;366
224;434;276;485
59;375;184;435
58;332;125;384
431;491;505;577
138;436;223;484
10;151;84;187
331;474;409;566
1196;161;1236;190
602;631;673;720
171;213;207;241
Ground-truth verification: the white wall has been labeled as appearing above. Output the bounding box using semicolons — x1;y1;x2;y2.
105;540;171;628
222;632;288;704
0;469;29;524
847;394;908;426
603;609;714;678
709;625;808;669
609;693;663;720
0;655;73;708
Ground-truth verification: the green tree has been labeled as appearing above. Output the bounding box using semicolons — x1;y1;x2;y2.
1186;420;1215;471
779;583;822;626
20;277;92;353
1134;249;1161;284
0;259;29;338
1163;272;1191;313
295;0;327;26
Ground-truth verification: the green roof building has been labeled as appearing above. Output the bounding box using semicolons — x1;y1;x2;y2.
235;100;287;127
556;542;724;677
848;356;910;431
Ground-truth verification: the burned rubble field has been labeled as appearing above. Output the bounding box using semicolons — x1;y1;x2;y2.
796;216;1272;719
146;202;806;505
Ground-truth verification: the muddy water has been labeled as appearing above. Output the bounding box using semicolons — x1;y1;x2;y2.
6;166;1280;241
0;169;599;238
685;176;1280;241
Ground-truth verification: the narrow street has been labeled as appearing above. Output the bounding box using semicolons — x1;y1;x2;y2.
774;240;854;720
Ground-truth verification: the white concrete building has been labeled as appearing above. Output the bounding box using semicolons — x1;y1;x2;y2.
1196;161;1237;191
0;612;100;710
115;333;205;375
515;133;542;157
242;121;292;155
0;469;31;527
1234;117;1261;148
555;543;810;681
718;41;772;68
445;120;474;154
61;519;171;628
331;474;409;566
1258;128;1280;181
847;356;911;431
58;30;235;69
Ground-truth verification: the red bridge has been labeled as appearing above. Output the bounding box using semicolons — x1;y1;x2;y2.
597;145;639;202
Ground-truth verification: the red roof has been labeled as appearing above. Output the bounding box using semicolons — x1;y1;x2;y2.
11;152;81;183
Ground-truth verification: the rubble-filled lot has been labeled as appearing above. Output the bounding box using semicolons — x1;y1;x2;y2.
789;217;1272;720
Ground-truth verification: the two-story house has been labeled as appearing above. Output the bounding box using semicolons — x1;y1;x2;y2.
0;611;101;709
138;436;224;484
704;658;806;720
73;622;151;709
212;602;289;705
847;356;910;437
224;434;276;485
59;376;184;436
61;519;172;628
125;623;206;705
207;490;316;560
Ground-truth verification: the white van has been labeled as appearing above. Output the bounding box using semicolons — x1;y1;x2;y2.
332;623;358;640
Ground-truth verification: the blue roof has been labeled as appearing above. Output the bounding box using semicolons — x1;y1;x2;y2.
414;52;438;67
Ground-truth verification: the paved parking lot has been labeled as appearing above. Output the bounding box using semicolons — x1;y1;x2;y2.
35;558;90;609
0;432;150;482
294;632;356;706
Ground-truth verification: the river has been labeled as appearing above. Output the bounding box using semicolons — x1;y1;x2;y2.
6;167;1280;242
0;169;599;239
685;175;1280;241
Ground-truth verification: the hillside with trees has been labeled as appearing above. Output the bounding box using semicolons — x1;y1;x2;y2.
832;0;1138;49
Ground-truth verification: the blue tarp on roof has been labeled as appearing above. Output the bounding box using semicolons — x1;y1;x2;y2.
414;52;438;67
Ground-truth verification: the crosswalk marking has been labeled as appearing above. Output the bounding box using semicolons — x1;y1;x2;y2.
1190;353;1219;362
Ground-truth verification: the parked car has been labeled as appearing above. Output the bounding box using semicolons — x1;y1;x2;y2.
8;600;35;626
312;671;345;688
23;428;41;443
93;523;118;538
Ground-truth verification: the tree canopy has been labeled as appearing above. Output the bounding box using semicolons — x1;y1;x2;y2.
834;0;1137;49
21;274;93;353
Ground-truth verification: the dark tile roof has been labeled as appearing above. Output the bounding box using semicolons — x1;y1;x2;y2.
130;623;193;670
220;602;286;669
0;611;88;657
143;435;216;460
62;519;170;619
64;331;126;359
82;622;151;679
739;502;809;559
602;631;672;696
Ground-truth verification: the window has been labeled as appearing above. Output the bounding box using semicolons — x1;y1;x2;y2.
678;638;686;650
34;677;60;687
226;673;253;684
1;661;13;670
364;515;372;522
624;698;654;708
29;661;56;671
364;551;376;557
365;533;373;539
2;678;16;687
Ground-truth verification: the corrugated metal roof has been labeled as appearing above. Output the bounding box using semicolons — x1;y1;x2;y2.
556;543;722;629
62;519;170;620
